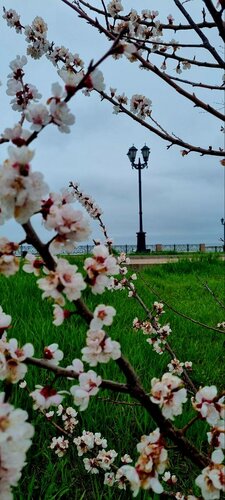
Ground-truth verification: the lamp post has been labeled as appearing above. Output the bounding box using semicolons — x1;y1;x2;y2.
127;144;150;252
221;218;225;252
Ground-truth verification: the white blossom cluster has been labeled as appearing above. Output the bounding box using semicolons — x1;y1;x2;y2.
81;327;121;368
37;257;86;305
24;16;49;59
70;182;103;219
167;358;192;376
0;306;34;383
133;302;171;354
0;146;49;224
70;364;102;411
150;373;187;420
41;188;91;252
84;244;119;294
50;435;69;457
6;55;41;112
195;449;225;500
47;45;84;70
107;0;123;18
110;89;152;121
0;392;34;498
130;94;152;119
0;237;19;277
104;428;167;496
30;385;65;411
2;123;31;147
3;7;22;33
59;67;105;97
56;404;79;434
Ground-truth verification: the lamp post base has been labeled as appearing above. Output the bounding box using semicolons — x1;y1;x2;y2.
136;232;146;253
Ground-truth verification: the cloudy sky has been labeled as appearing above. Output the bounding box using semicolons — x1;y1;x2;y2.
1;0;224;247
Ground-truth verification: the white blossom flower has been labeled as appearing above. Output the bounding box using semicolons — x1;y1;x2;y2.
107;0;124;17
8;338;34;361
116;465;140;496
3;8;22;32
52;304;71;326
0;392;34;496
37;258;86;304
70;370;102;411
70;387;90;411
121;454;133;463
195;449;225;499
2;123;31;146
78;370;102;395
0;146;49;224
74;431;97;455
23;253;44;276
43;343;64;366
84;245;119;294
25;103;50;131
66;358;84;377
50;436;69;457
135;428;167;493
30;385;64;410
207;421;225;449
150;373;187;420
90;304;116;330
0;307;11;335
130;95;152;119
81;329;121;366
192;386;224;426
49;100;75;133
104;471;115;486
44;203;91;250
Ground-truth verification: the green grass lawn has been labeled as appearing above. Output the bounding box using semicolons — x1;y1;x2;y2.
0;256;224;499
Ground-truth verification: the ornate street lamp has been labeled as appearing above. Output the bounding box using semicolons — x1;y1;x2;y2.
127;144;150;252
221;218;225;252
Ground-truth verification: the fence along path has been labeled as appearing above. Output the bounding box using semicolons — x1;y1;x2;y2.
17;243;224;256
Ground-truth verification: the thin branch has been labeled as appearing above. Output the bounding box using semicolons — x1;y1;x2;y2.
130;37;204;49
99;90;224;156
72;0;216;31
202;0;225;43
139;276;225;336
180;415;199;434
173;0;225;67
145;47;221;69
57;3;225;154
100;0;110;30
137;54;225;122
127;282;197;394
198;279;225;311
96;396;141;406
26;357;130;393
165;74;224;90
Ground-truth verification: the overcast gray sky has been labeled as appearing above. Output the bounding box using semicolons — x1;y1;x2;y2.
1;0;224;246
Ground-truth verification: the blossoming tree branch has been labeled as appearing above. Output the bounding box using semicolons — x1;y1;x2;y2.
59;0;225;161
0;3;224;499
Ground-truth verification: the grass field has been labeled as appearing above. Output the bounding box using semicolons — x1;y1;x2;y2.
0;255;224;499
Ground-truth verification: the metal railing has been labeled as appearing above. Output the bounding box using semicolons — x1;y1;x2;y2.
16;243;224;256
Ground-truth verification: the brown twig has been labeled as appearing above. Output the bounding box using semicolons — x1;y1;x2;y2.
180;415;199;435
71;0;216;31
26;357;130;394
198;278;225;311
99;90;224;157
202;0;225;43
173;0;225;66
139;275;225;336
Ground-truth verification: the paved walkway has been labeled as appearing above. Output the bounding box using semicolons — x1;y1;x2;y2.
127;255;225;267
